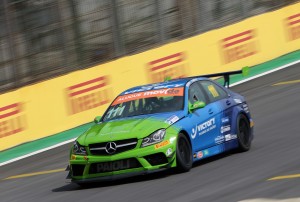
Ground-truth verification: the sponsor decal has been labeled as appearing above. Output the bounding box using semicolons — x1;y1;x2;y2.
204;150;209;156
197;151;203;159
207;85;219;98
215;135;225;144
193;153;197;158
221;117;229;123
123;83;184;95
165;115;180;125
84;156;89;161
221;30;257;64
0;103;26;138
191;118;216;139
221;125;231;134
166;148;173;157
96;160;130;172
154;140;170;149
66;76;112;115
112;87;184;105
286;13;300;41
146;52;188;83
225;134;237;141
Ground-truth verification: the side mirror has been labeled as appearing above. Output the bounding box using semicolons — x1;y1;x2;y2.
189;101;205;113
94;116;102;124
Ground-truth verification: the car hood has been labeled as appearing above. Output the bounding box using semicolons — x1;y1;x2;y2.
77;111;185;145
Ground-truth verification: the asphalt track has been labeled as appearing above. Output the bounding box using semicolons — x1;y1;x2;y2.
1;63;300;202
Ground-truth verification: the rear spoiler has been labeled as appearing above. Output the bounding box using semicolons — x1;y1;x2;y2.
187;66;249;88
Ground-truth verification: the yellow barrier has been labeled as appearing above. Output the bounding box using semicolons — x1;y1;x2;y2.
0;3;300;151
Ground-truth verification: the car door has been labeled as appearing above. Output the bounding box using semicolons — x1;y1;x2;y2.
199;80;233;144
187;82;221;152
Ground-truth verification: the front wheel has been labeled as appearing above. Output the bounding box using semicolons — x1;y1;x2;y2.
236;114;251;152
176;133;192;172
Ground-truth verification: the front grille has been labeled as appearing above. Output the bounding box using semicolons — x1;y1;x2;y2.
89;158;141;174
144;153;168;166
89;138;138;155
71;164;85;176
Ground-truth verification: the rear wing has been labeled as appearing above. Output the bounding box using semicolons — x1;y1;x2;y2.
187;66;249;88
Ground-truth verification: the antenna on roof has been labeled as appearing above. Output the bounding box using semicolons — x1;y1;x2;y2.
164;76;172;82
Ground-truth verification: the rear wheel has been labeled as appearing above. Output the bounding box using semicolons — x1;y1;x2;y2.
176;133;192;172
237;114;251;152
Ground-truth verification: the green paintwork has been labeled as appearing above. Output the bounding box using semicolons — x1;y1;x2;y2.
77;117;174;146
94;116;102;124
188;101;206;113
164;76;172;81
189;101;205;112
70;117;180;182
242;66;250;77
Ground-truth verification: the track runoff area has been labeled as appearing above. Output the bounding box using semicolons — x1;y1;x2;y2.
0;55;300;202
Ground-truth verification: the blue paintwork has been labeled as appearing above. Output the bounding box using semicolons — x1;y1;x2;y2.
160;77;254;162
112;76;253;163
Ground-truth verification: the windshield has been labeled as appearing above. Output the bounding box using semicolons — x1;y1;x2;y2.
102;87;184;121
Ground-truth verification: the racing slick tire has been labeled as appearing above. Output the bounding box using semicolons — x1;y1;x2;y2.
176;133;193;172
237;114;251;152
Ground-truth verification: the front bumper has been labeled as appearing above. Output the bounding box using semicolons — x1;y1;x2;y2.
68;138;176;182
70;167;170;184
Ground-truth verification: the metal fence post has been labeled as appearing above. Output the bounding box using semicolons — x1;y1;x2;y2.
3;0;18;88
196;0;214;32
155;0;165;43
68;0;84;67
240;0;249;19
56;0;71;69
111;0;125;57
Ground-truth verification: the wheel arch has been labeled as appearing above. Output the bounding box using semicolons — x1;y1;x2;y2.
235;110;252;152
231;106;251;134
175;129;193;172
238;111;250;123
178;129;193;151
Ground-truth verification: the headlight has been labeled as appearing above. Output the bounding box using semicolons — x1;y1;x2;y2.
141;129;166;147
72;141;87;155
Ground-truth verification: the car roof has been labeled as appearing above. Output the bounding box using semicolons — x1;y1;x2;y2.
120;77;209;95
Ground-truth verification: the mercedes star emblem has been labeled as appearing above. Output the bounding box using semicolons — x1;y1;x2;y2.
105;142;117;154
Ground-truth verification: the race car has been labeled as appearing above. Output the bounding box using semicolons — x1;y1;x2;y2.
67;69;254;184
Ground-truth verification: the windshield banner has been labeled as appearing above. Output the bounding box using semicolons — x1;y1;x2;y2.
112;87;184;106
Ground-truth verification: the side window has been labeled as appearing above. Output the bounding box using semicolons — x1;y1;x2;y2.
200;81;228;102
188;82;207;104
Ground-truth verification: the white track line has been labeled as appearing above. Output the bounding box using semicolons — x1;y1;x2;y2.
230;59;300;87
1;58;300;167
0;138;76;166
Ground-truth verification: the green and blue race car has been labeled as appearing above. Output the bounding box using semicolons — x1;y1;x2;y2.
67;70;254;184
